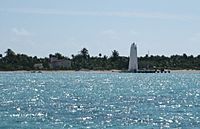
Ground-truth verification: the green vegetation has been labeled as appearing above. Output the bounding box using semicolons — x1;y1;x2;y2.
0;48;199;71
0;49;49;71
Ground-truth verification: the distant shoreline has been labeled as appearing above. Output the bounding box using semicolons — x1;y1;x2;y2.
170;70;200;73
0;69;200;74
1;49;200;72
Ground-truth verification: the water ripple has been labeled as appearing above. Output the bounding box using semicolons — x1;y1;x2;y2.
0;72;200;128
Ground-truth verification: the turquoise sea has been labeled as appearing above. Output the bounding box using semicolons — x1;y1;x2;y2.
0;72;200;129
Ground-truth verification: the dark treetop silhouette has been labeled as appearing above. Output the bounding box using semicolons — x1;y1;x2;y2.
0;48;200;71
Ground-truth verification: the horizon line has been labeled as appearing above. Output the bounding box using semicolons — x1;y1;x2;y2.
0;48;199;58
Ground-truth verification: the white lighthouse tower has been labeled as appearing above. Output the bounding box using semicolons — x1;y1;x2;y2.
128;43;138;72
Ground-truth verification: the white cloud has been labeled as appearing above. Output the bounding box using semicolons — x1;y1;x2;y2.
11;28;31;36
101;29;119;40
0;8;199;21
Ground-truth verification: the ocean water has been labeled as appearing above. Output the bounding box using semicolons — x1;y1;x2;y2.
0;72;200;129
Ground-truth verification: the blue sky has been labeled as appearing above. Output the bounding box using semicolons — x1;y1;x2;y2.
0;0;200;57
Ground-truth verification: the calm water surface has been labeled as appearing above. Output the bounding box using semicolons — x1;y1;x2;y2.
0;72;200;129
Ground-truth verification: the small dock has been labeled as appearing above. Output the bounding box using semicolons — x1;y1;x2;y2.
121;70;170;73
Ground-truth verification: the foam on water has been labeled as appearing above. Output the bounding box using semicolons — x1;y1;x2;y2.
0;72;200;128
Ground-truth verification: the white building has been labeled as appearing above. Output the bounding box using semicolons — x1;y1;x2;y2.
49;57;71;69
128;43;138;72
33;63;44;69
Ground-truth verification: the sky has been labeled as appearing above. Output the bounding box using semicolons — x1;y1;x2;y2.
0;0;200;58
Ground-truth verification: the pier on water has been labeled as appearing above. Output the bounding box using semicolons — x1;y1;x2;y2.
123;69;171;73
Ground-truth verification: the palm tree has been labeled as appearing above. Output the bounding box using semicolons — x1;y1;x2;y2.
80;48;89;59
55;53;64;59
71;54;74;59
5;49;15;57
111;50;119;59
99;53;102;58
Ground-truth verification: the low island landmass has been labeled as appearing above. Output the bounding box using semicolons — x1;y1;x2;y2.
0;48;200;72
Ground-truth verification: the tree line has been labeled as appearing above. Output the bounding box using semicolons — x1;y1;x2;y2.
0;48;199;71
